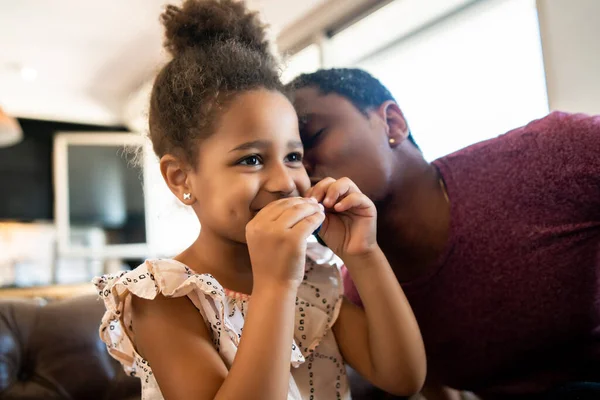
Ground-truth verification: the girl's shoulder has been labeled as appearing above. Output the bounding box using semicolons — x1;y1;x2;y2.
93;259;235;378
93;245;346;377
92;242;342;306
92;241;342;304
93;259;226;303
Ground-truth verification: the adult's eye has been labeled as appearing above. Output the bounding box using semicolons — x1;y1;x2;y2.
302;128;326;149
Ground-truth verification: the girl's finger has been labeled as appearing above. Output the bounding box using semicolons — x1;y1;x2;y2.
333;192;371;213
276;202;324;229
323;178;359;208
260;197;315;221
306;177;336;203
290;209;326;240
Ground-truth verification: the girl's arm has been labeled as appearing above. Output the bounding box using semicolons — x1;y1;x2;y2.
305;177;426;397
131;284;297;400
333;249;426;396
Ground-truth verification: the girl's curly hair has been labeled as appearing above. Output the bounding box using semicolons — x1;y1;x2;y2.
149;0;282;165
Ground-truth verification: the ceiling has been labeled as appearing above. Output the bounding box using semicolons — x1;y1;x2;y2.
0;0;328;126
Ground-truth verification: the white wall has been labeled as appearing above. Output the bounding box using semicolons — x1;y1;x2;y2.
537;0;600;115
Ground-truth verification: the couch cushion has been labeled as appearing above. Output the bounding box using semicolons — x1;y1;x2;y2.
0;294;140;400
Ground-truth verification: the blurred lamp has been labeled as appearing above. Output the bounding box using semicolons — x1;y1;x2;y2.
0;107;23;147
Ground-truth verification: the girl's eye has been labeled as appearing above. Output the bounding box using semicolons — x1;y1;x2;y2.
286;152;303;163
238;155;262;166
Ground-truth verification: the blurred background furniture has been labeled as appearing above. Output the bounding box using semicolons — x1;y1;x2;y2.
0;294;139;400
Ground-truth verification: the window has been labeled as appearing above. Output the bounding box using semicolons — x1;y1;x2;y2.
281;44;321;84
326;0;474;68
312;0;550;160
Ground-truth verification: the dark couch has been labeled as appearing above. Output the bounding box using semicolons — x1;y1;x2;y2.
0;294;400;400
0;295;139;400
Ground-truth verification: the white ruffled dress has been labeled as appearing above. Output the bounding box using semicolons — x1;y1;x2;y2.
93;243;350;400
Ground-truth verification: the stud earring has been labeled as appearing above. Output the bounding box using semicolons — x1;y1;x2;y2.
183;193;191;200
389;138;396;145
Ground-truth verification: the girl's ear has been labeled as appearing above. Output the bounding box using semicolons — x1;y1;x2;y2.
160;154;196;204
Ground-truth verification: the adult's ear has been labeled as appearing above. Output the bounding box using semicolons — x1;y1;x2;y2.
379;101;409;148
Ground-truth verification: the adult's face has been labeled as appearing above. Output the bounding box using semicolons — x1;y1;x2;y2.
293;87;406;202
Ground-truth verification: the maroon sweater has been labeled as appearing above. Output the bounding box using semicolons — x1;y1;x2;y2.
344;112;600;398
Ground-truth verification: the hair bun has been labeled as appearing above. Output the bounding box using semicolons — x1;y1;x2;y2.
161;0;269;57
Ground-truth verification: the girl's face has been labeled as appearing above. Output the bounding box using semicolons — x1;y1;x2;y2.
181;89;310;243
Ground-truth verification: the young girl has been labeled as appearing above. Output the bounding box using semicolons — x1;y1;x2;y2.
94;1;425;399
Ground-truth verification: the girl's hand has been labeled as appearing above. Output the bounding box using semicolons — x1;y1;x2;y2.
306;177;377;258
246;197;325;289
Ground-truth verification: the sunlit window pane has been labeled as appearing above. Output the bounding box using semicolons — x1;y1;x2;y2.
337;0;549;160
281;44;321;84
